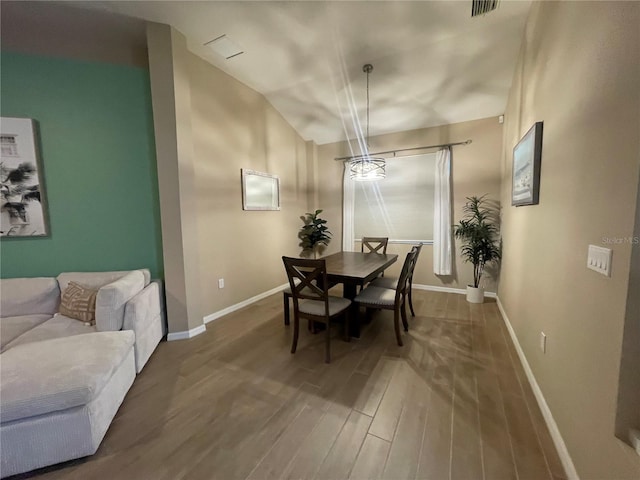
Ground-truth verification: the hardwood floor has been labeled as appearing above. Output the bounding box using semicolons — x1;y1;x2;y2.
18;290;565;480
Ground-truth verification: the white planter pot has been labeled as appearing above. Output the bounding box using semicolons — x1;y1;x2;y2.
466;285;485;304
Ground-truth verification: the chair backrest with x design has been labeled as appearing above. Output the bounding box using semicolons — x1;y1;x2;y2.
282;257;329;316
409;243;423;282
395;246;419;299
361;237;389;255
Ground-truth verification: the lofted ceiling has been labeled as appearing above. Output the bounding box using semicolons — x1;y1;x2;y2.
10;1;532;145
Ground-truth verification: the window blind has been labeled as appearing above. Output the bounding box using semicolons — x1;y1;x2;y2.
353;153;436;241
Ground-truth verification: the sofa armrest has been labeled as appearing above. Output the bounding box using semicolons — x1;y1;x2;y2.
124;282;164;372
95;271;145;332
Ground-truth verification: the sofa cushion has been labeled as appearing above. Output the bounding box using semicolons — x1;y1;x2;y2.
3;314;96;351
96;271;145;332
57;269;150;292
0;315;51;353
59;282;98;325
0;331;135;423
0;278;60;317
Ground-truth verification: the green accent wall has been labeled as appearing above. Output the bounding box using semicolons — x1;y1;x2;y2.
1;52;163;278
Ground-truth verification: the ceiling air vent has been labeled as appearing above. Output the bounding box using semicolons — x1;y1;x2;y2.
204;35;244;60
471;0;499;17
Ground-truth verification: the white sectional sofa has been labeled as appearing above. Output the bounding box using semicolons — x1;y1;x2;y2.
0;269;164;478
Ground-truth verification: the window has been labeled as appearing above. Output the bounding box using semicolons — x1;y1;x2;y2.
1;134;19;157
353;153;436;242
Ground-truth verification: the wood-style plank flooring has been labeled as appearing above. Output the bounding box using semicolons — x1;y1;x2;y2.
18;290;565;480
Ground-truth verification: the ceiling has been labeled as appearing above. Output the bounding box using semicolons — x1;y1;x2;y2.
17;1;532;145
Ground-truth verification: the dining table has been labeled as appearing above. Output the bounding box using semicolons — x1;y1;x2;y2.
320;251;398;337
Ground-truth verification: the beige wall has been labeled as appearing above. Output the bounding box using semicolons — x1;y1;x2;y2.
316;117;503;292
499;2;640;478
188;52;310;318
148;23;310;329
147;24;203;333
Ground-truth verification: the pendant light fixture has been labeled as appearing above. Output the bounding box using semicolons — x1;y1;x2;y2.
349;64;386;181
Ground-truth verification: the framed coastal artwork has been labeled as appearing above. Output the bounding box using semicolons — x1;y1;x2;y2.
0;117;49;237
512;121;543;206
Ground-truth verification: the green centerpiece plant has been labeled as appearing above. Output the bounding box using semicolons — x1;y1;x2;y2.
453;195;501;303
298;209;332;258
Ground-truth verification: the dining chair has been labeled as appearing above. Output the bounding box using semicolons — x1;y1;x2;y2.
282;256;351;363
360;237;390;287
353;246;419;347
361;237;389;254
370;243;423;316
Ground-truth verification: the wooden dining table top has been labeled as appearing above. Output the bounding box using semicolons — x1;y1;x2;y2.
321;251;398;284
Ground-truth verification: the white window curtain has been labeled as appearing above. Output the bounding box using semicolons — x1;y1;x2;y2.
342;162;355;251
433;147;452;275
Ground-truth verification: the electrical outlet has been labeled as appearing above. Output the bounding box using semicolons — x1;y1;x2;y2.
218;278;224;289
540;332;547;353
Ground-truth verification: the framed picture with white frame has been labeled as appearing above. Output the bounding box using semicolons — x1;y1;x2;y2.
241;168;280;211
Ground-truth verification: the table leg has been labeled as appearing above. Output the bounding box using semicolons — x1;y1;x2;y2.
343;280;360;338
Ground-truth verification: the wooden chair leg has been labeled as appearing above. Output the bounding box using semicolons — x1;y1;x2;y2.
283;292;290;325
325;321;331;363
365;307;374;323
344;311;351;342
408;279;415;317
401;296;409;332
394;309;403;346
291;314;299;354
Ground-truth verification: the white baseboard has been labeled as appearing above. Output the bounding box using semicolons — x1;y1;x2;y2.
203;283;289;324
496;297;579;480
168;283;489;341
167;283;289;341
166;324;206;341
413;283;497;298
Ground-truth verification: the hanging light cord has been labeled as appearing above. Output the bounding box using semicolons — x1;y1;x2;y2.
363;64;373;149
366;67;370;146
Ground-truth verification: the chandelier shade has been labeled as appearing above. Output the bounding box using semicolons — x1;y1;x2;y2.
349;155;386;181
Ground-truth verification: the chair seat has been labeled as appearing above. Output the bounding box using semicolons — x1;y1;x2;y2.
299;296;351;316
369;277;398;289
354;286;397;307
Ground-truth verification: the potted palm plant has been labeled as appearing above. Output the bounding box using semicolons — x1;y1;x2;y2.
454;195;501;303
298;209;332;258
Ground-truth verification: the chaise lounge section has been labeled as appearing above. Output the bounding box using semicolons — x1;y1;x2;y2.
0;331;136;477
0;269;164;477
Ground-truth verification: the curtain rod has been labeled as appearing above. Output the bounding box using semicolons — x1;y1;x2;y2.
334;139;472;161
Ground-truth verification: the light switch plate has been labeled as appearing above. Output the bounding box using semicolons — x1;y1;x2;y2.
587;245;612;276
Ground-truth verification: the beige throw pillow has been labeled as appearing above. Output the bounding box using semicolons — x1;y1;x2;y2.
59;281;98;325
